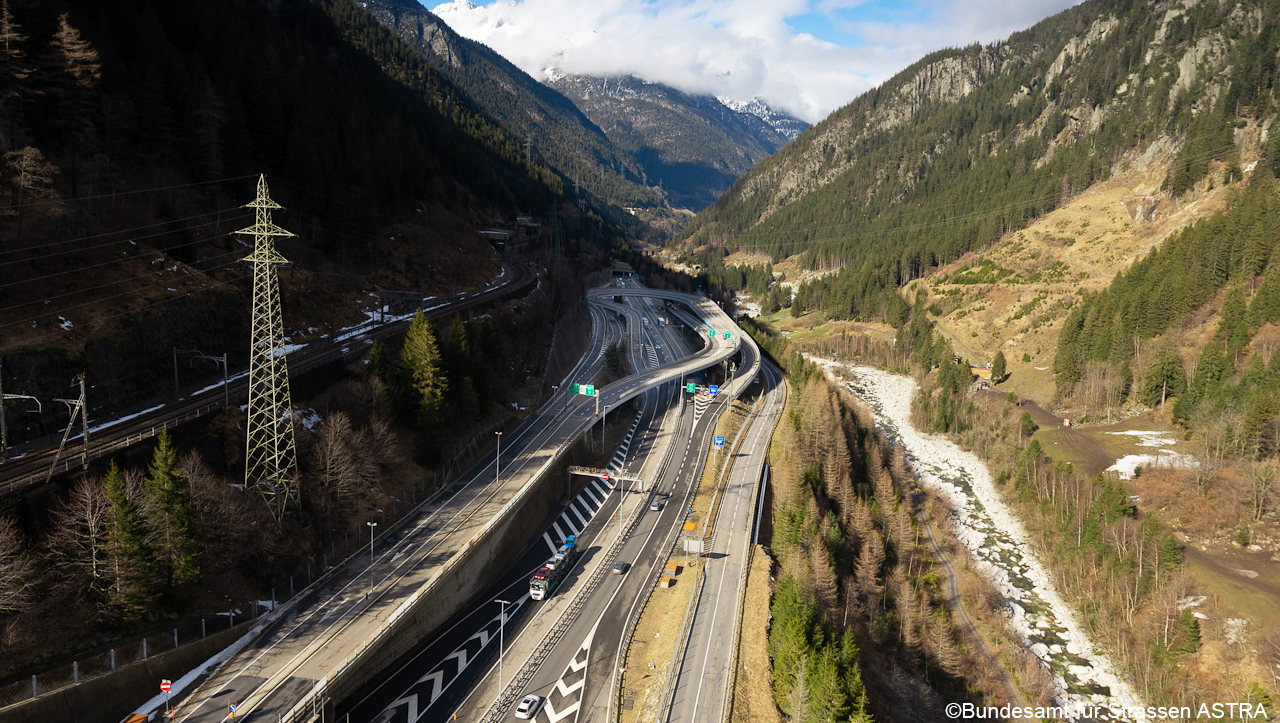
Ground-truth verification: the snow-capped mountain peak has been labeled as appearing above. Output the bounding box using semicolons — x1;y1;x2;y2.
715;95;808;141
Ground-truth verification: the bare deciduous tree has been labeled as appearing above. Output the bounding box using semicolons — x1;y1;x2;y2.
0;515;35;614
1243;457;1278;523
44;478;110;599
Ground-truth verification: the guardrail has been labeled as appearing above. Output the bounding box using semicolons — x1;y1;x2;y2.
477;482;651;723
721;365;784;722
654;566;705;720
227;286;732;722
277;371;633;723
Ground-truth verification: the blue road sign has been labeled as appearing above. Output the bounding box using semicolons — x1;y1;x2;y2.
714;436;725;446
709;384;718;396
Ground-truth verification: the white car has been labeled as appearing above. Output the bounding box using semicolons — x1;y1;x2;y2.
650;500;661;511
515;694;544;719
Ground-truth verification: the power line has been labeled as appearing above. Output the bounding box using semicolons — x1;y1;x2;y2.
0;207;251;263
0;223;247;291
0;252;246;332
0;172;259;213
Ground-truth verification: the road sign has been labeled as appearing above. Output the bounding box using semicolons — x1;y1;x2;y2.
686;382;695;393
602;473;609;482
583;384;595;396
160;680;171;692
724;331;731;339
571;383;580;394
714;436;725;446
709;384;718;396
708;328;716;338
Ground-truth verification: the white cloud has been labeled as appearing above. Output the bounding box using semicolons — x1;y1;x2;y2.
430;0;1082;123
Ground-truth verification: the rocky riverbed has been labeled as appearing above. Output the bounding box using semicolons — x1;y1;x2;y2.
817;359;1144;719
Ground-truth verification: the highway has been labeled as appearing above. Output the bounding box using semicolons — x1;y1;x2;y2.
663;356;785;723
336;293;693;723
0;261;538;497
449;283;764;723
167;281;755;723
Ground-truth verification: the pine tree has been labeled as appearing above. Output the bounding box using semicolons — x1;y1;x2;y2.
47;12;100;197
103;462;156;622
991;350;1007;383
805;645;850;723
0;0;30;145
144;430;201;586
402;310;447;411
1141;339;1186;407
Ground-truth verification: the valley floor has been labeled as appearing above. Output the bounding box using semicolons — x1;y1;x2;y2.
809;356;1145;720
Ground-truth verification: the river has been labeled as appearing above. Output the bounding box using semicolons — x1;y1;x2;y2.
817;359;1144;720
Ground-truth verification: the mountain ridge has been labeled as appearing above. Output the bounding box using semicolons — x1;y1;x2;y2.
547;71;805;210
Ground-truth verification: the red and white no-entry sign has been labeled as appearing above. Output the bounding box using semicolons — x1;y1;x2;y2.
160;679;171;692
601;474;609;481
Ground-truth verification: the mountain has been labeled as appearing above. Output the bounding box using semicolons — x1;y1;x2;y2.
679;0;1280;319
547;72;806;210
676;0;1280;715
358;0;662;209
717;95;809;141
0;0;597;431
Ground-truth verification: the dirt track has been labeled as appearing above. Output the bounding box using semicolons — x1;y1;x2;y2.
980;392;1114;477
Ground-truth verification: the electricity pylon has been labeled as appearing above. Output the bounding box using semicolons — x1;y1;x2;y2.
240;175;298;522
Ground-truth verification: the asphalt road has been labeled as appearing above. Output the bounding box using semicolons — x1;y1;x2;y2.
170;283;751;723
663;357;784;723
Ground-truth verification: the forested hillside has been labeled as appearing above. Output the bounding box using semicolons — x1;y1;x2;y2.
677;0;1279;324
0;0;603;434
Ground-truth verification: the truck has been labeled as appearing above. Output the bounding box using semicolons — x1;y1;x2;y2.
530;535;580;600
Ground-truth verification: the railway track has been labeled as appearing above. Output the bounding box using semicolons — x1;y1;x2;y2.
0;262;536;497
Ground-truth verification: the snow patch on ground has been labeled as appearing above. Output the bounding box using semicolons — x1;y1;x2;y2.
1105;452;1198;480
817;358;1144;719
291;408;322;431
1106;430;1176;447
57;316;72;330
1224;618;1248;644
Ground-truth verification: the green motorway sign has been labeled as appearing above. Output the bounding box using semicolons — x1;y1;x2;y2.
686;382;695;393
571;383;580;394
708;329;716;338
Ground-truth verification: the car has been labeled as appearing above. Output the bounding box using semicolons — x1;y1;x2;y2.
613;561;628;574
649;500;661;511
514;694;544;719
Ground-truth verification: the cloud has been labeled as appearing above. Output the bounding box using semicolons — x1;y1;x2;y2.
430;0;1082;123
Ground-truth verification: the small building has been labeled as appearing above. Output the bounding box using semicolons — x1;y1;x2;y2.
1062;418;1072;428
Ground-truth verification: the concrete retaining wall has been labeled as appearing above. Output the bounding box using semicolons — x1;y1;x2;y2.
0;621;253;723
325;436;588;709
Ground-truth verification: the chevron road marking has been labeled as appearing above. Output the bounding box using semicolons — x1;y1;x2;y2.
537;622;596;723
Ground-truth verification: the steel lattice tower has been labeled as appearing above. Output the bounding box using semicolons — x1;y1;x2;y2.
240;175;298;521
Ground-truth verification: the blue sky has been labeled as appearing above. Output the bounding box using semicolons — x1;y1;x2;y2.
432;0;1084;122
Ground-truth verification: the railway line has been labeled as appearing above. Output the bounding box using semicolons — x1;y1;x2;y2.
0;261;536;497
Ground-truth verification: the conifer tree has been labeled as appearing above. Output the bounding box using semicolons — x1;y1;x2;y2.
144;430;201;586
991;350;1007;383
0;0;30;145
402;310;448;463
104;462;156;621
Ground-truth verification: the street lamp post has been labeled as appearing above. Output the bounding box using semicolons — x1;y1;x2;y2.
366;521;377;597
495;431;502;484
495;598;512;693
